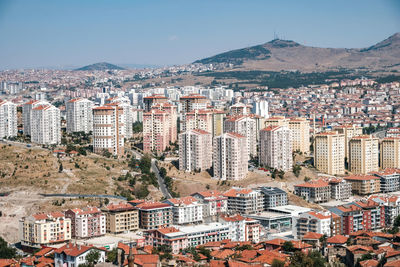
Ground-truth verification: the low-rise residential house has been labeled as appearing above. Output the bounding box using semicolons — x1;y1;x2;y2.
223;188;263;215
344;175;381;195
326;235;349;262
345;245;374;267
191;190;228;218
102;203;139;234
54;243;106;267
19;212;71;248
64;207;106;239
135;202;173;230
258;186;288;209
163;196;203;225
294;179;331;203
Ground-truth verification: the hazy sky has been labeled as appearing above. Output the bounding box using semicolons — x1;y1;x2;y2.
0;0;399;69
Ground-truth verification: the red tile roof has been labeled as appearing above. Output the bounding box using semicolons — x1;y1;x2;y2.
327;235;348;244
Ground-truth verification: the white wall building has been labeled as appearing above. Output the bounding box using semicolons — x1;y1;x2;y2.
259;126;292;171
213;133;248;180
31;104;61;145
179;129;212;172
22;100;49;136
54;244;106;267
163;196;204;225
0;100;17;138
224;116;257;157
252;100;269;118
66;98;94;134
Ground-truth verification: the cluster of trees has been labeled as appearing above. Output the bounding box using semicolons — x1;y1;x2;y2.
0;237;16;259
159;167;179;198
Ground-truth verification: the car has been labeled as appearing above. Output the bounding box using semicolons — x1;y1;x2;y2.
26;144;32;147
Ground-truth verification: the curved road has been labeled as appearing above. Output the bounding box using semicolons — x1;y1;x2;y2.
130;144;171;199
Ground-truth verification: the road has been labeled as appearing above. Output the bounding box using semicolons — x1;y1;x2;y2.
129;144;171;199
372;130;386;139
151;158;172;199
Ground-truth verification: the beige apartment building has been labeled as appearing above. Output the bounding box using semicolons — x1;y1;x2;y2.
264;116;289;128
259;125;292;171
213;132;248;180
380;137;400;169
102;203;139;234
19;212;71;248
344;175;381;195
179;129;212;172
349;135;379;174
93;105;125;156
333;124;363;159
289;117;310;154
314;131;345;175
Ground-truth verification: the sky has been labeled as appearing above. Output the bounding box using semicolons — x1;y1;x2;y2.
0;0;399;70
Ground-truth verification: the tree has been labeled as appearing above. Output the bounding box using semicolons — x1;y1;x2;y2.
394;214;400;227
0;237;16;259
106;248;117;263
59;163;63;173
289;251;326;267
159;167;167;178
85;250;100;267
139;154;152;174
282;241;295;253
292;165;301;177
271;259;285;267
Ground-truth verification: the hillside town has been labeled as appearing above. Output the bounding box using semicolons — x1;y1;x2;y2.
0;69;400;267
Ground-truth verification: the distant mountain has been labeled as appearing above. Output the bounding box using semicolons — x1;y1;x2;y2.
194;33;400;72
75;62;125;71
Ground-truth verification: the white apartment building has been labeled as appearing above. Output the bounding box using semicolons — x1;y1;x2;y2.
259;126;292;171
219;214;261;243
293;211;336;239
251;100;269;118
328;178;352;201
0;100;17;138
224;116;257;157
107;97;134;139
213;133;248;180
314;131;345;175
179;129;212;172
19;212;71;248
66;98;94;134
31;104;61;145
93;105;125;156
22;99;49;136
289;117;310;154
163;196;204;225
191;190;228;217
349;135;379;174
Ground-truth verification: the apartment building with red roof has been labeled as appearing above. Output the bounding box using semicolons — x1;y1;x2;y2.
223;188;263;215
64;207;106;239
293;210;341;239
294;179;331;203
163;196;204;225
344;175;381;195
101;202;139;234
19;212;71;248
54;243;106;267
329;204;364;235
191;190;228;217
